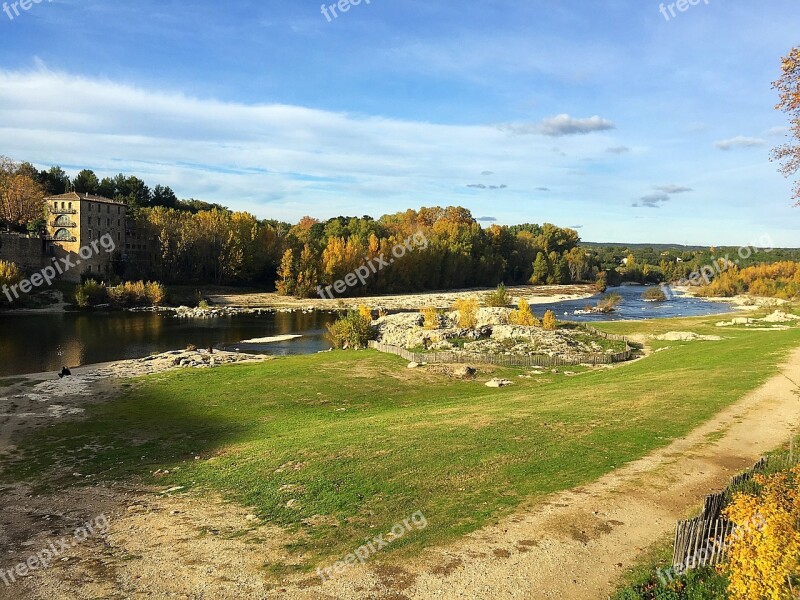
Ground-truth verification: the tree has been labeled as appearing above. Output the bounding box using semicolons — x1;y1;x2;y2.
772;47;800;205
452;298;479;329
542;310;557;330
72;169;99;194
42;166;70;195
530;252;549;285
510;298;539;326
0;156;45;229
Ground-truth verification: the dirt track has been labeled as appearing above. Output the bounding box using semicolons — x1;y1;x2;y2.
0;345;798;599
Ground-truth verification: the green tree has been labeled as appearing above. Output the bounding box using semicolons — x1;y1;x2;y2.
530;252;549;285
72;169;99;194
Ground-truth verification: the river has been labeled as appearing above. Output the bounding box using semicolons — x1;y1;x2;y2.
0;286;731;377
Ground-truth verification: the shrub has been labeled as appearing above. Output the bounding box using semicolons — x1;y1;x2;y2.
145;282;166;306
595;271;609;293
542;309;557;330
74;279;107;307
597;292;623;313
327;310;374;349
723;468;800;600
484;283;510;307
452;298;479;329
420;306;440;330
106;280;162;307
642;287;667;302
358;305;373;321
510;298;540;326
198;299;210;310
0;260;23;304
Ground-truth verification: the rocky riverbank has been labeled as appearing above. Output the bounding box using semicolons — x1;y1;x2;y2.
373;308;625;359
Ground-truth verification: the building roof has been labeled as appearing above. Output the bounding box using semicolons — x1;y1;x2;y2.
45;191;126;206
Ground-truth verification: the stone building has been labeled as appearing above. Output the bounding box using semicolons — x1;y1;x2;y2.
45;192;126;282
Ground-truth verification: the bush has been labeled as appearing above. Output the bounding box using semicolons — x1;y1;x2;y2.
145;282;166;306
452;298;479;329
327;310;374;349
510;298;540;326
74;279;107;307
595;271;609;293
358;305;373;321
0;260;23;304
484;283;510;307
642;287;667;302
723;468;800;600
105;281;165;307
597;292;623;313
420;306;440;330
542;309;557;330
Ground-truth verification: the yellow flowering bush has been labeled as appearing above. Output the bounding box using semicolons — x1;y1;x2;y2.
723;468;800;600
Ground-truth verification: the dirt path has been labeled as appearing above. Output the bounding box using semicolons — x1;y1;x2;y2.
1;346;799;599
398;345;800;600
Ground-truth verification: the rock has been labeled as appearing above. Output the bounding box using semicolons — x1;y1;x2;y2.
452;365;476;379
407;362;420;369
654;331;722;341
486;378;513;388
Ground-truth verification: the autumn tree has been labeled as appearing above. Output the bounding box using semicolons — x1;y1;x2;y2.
542;310;557;330
0;156;45;230
772;47;800;205
276;249;295;296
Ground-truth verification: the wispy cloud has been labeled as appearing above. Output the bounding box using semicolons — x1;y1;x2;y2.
714;136;766;151
606;145;630;155
467;183;508;190
633;192;670;208
500;114;615;137
654;184;693;194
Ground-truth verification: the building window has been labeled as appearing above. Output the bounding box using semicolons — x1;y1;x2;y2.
87;265;92;273
68;202;72;209
53;215;72;227
53;202;58;210
53;228;71;241
61;202;65;209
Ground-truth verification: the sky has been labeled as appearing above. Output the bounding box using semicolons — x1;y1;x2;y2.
0;0;798;246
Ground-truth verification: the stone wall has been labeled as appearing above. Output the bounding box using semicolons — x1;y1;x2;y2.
0;233;47;272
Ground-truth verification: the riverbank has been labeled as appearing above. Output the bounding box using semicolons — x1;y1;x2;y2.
673;285;792;311
1;312;799;599
208;284;597;312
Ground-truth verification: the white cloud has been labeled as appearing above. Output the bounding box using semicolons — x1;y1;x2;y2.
714;136;766;151
500;114;616;137
634;192;670;208
654;184;693;194
606;146;630;154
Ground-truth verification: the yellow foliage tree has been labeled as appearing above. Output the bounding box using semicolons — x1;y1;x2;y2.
723;469;800;600
452;298;478;329
542;309;557;330
420;306;440;330
358;305;373;321
509;298;540;326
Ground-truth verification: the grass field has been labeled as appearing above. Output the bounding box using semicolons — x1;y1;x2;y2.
4;309;800;575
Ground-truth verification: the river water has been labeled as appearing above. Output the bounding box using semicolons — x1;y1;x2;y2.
0;286;731;377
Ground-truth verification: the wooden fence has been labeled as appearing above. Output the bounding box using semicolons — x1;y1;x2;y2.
671;454;788;570
368;324;632;368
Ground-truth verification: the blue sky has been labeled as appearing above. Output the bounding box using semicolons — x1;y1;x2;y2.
0;0;798;245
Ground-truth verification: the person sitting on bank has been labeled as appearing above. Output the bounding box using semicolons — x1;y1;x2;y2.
58;366;72;379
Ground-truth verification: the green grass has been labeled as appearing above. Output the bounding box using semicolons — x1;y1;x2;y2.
3;314;800;575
